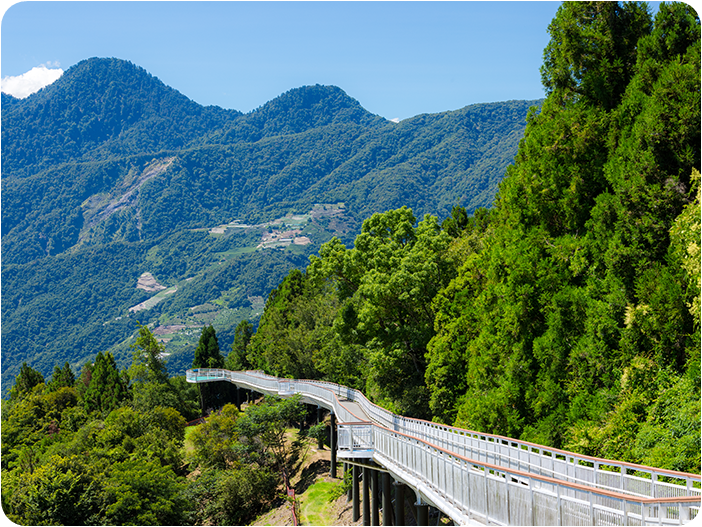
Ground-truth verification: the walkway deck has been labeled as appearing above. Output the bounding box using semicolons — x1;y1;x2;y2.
187;368;701;525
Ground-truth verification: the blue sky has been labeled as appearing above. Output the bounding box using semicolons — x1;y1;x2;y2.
0;1;661;121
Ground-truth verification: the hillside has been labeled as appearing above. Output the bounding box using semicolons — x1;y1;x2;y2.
1;57;540;391
243;1;700;473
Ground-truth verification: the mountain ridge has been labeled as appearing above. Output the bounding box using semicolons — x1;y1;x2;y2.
1;56;541;392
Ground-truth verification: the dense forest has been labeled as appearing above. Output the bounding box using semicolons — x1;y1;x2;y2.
2;56;538;393
1;326;314;525
1;2;699;525
243;1;701;472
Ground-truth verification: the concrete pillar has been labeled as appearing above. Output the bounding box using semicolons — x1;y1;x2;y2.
363;466;371;526
416;501;429;526
382;472;392;526
394;481;406;526
371;468;379;526
353;465;360;522
330;412;337;478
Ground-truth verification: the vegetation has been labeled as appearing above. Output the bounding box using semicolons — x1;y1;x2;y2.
2;56;536;395
1;325;309;526
245;1;701;473
1;3;699;525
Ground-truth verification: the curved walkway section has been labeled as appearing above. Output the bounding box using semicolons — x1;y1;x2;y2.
187;368;700;525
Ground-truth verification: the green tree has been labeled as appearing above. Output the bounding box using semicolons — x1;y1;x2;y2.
83;351;129;414
541;1;652;110
47;362;75;392
193;325;224;369
226;319;254;371
101;454;190;525
9;363;45;401
235;395;305;477
310;208;455;417
129;324;169;384
3;454;101;525
190;403;241;469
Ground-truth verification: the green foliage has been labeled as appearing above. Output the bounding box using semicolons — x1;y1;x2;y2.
101;454;189;526
424;1;700;468
190;404;241;469
225;319;254;371
9;363;45;401
82;351;129;415
47;362;75;393
1;351;195;526
130;324;169;384
235;395;306;475
193;325;224;369
2;55;537;394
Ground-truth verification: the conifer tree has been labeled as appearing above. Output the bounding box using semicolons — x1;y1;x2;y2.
9;363;44;401
47;362;75;392
83;351;128;414
193;326;224;369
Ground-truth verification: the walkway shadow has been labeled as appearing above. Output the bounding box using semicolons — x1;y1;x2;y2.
294;459;331;494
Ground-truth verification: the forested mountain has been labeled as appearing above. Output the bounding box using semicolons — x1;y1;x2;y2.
1;3;699;525
2;57;539;392
245;1;701;473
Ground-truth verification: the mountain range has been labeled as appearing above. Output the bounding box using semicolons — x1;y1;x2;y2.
1;57;541;391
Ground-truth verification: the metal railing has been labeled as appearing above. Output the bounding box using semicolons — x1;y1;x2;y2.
337;422;700;526
186;368;701;525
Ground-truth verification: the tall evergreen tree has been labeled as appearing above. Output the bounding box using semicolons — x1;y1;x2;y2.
193;326;224;369
9;363;44;401
226;320;254;371
47;362;75;392
83;352;129;414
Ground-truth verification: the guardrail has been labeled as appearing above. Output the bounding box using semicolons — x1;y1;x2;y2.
187;368;701;525
338;422;700;526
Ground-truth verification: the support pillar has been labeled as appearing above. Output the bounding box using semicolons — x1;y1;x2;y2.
352;465;360;522
394;482;406;526
197;383;204;416
416;501;429;526
371;468;379;526
382;473;392;526
234;387;241;410
363;466;371;526
330;412;337;478
345;463;352;501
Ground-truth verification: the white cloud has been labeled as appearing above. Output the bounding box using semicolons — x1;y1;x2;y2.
390;117;400;123
2;64;63;99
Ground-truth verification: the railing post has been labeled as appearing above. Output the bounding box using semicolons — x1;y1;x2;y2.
530;477;536;526
505;471;510;525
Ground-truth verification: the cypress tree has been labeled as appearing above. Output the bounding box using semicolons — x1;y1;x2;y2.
193;326;224;369
83;351;128;414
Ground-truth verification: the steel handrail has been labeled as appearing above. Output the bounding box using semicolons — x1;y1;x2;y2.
186;368;701;523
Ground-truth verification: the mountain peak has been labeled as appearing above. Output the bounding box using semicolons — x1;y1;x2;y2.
245;84;384;135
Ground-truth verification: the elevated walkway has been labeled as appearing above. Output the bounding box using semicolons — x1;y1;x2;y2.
187;368;701;525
